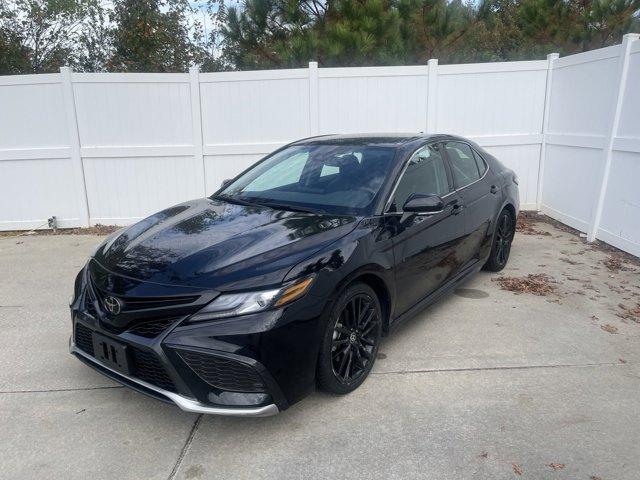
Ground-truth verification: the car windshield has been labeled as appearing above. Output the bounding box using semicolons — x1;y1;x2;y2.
217;144;397;215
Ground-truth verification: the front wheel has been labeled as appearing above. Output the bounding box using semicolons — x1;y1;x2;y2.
317;282;382;394
483;209;515;272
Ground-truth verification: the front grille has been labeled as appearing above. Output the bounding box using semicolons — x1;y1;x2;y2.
126;318;178;338
75;323;94;356
131;348;177;392
88;275;199;315
120;295;200;312
178;350;266;393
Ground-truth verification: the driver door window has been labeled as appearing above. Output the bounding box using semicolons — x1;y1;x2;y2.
389;144;450;212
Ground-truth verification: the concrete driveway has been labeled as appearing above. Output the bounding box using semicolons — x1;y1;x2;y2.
1;218;639;480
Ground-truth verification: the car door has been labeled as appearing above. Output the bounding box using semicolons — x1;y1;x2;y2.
386;143;466;316
443;141;502;267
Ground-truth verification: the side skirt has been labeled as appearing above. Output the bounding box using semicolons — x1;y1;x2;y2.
389;260;482;333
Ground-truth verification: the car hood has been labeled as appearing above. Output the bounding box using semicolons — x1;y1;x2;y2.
92;198;359;290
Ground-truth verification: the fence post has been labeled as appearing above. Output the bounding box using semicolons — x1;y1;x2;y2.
60;66;90;227
190;66;207;196
587;33;639;242
308;61;319;135
426;59;438;133
536;52;559;211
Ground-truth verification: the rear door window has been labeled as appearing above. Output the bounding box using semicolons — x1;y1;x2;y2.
445;142;481;188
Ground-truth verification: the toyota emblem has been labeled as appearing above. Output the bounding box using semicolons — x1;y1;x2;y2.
104;296;122;315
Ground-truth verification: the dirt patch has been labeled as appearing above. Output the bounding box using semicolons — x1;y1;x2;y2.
519;211;580;235
0;224;121;237
560;257;583;266
600;324;619;334
516;213;552;236
493;274;557;296
602;251;635;272
617;303;640;323
516;212;640;269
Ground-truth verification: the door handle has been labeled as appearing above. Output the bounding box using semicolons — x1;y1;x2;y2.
490;185;499;194
451;203;464;215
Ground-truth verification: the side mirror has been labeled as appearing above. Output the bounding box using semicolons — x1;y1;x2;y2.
221;178;233;189
402;194;444;215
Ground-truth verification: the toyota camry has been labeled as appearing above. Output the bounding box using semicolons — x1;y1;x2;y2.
69;134;519;416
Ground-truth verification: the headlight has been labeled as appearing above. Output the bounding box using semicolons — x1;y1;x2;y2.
187;276;315;323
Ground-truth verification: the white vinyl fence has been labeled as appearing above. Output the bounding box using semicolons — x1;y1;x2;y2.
0;34;639;256
539;34;640;257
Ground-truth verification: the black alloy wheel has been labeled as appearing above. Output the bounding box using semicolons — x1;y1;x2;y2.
484;209;515;272
317;283;382;394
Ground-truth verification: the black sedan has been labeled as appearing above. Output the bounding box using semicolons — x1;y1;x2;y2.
70;134;519;416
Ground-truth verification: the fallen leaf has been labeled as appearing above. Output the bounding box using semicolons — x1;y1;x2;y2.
548;463;565;470
601;324;618;334
479;452;488;459
589;476;602;480
494;274;557;296
513;464;523;476
619;358;627;364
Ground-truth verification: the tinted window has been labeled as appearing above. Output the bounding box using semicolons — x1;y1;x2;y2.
220;145;396;215
390;144;449;212
446;142;480;187
472;149;487;176
245;152;308;191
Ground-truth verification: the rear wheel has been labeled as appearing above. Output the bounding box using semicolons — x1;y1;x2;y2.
483;209;515;272
317;282;382;394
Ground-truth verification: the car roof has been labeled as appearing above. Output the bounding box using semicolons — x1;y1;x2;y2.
290;133;471;148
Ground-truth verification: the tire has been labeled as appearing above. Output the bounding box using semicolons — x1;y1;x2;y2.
483;208;515;272
317;282;382;394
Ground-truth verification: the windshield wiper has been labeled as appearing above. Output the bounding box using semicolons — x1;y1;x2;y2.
212;194;262;208
214;194;323;214
258;201;324;214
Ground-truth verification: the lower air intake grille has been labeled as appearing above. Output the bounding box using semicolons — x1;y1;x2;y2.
178;350;265;393
131;348;177;392
75;323;94;356
127;318;177;338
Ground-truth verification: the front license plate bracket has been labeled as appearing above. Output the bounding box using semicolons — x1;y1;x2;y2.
92;333;131;375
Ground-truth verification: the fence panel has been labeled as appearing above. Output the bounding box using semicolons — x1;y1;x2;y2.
596;38;640;256
70;73;201;224
318;66;428;134
0;75;85;229
540;45;621;230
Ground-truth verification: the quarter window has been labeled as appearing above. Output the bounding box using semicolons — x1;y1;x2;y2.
445;142;481;188
472;149;488;176
389;144;450;212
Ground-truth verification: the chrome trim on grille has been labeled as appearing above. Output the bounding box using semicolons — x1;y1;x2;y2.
69;341;279;417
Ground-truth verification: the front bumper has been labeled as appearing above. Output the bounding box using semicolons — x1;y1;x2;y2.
69;339;279;416
69;259;328;415
70;287;326;415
